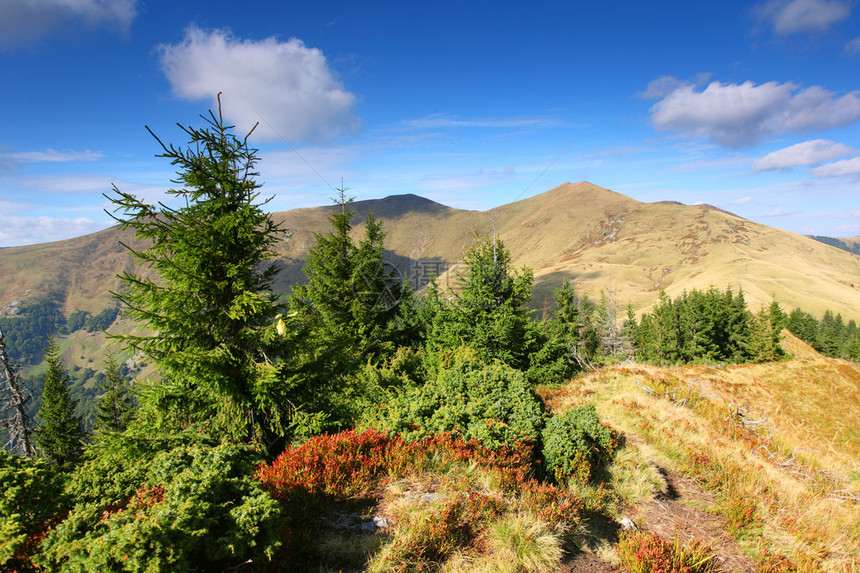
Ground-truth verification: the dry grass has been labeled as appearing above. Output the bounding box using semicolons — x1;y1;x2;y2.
606;443;668;508
543;352;860;571
365;465;574;573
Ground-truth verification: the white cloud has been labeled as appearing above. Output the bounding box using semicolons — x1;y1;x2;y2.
810;156;860;177
640;76;685;99
650;80;860;147
752;139;854;171
6;149;104;163
756;0;850;35
8;174;172;208
0;0;137;50
665;156;751;173
639;74;711;99
0;215;110;247
20;174;114;194
846;37;860;53
761;209;798;217
158;27;359;144
834;224;860;236
0;199;37;214
733;196;754;205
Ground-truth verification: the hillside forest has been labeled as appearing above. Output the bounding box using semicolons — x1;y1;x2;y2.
1;106;858;572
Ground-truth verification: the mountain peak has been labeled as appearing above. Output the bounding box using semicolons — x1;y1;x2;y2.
4;183;860;325
324;193;452;219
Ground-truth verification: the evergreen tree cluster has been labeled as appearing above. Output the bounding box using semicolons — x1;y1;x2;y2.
423;237;543;375
0;297;65;366
632;287;786;365
787;308;860;361
285;190;418;434
64;306;120;334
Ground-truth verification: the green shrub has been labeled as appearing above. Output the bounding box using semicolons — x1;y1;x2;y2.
37;443;283;572
64;439;155;509
524;335;574;386
328;346;428;433
0;451;66;571
366;347;546;449
541;404;618;484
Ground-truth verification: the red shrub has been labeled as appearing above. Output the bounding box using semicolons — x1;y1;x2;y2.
256;429;542;503
618;530;718;573
256;429;407;499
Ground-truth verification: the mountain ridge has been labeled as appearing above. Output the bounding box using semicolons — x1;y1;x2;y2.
3;182;860;323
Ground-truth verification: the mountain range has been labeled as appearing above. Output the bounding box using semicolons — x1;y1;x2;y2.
3;181;860;324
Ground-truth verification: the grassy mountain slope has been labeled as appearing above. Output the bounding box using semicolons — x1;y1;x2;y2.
0;226;140;316
489;183;860;318
3;181;860;326
542;331;860;570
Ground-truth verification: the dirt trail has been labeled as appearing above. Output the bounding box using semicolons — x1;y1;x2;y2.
564;554;622;572
625;468;756;572
562;466;756;572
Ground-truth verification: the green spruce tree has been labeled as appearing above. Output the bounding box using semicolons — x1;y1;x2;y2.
106;98;293;450
35;340;85;469
287;189;416;432
93;356;134;434
726;287;752;361
651;290;681;364
427;236;535;370
745;306;785;363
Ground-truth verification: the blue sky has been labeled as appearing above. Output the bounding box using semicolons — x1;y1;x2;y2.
1;0;859;247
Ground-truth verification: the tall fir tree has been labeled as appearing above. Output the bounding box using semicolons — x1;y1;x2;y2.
818;310;844;357
427;236;535;370
35;340;85;469
744;304;786;363
651;290;681;363
290;189;411;364
287;189;415;430
596;286;631;359
106;98;293;450
552;280;582;343
549;280;584;365
93;356;134;434
544;279;599;373
726;287;752;361
787;308;819;345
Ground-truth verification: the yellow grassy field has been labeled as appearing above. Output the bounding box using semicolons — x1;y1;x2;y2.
542;336;860;570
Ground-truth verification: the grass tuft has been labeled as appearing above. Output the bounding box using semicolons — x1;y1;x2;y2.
484;513;564;573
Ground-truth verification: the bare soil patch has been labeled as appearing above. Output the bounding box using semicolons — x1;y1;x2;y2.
562;554;622;572
623;467;756;572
